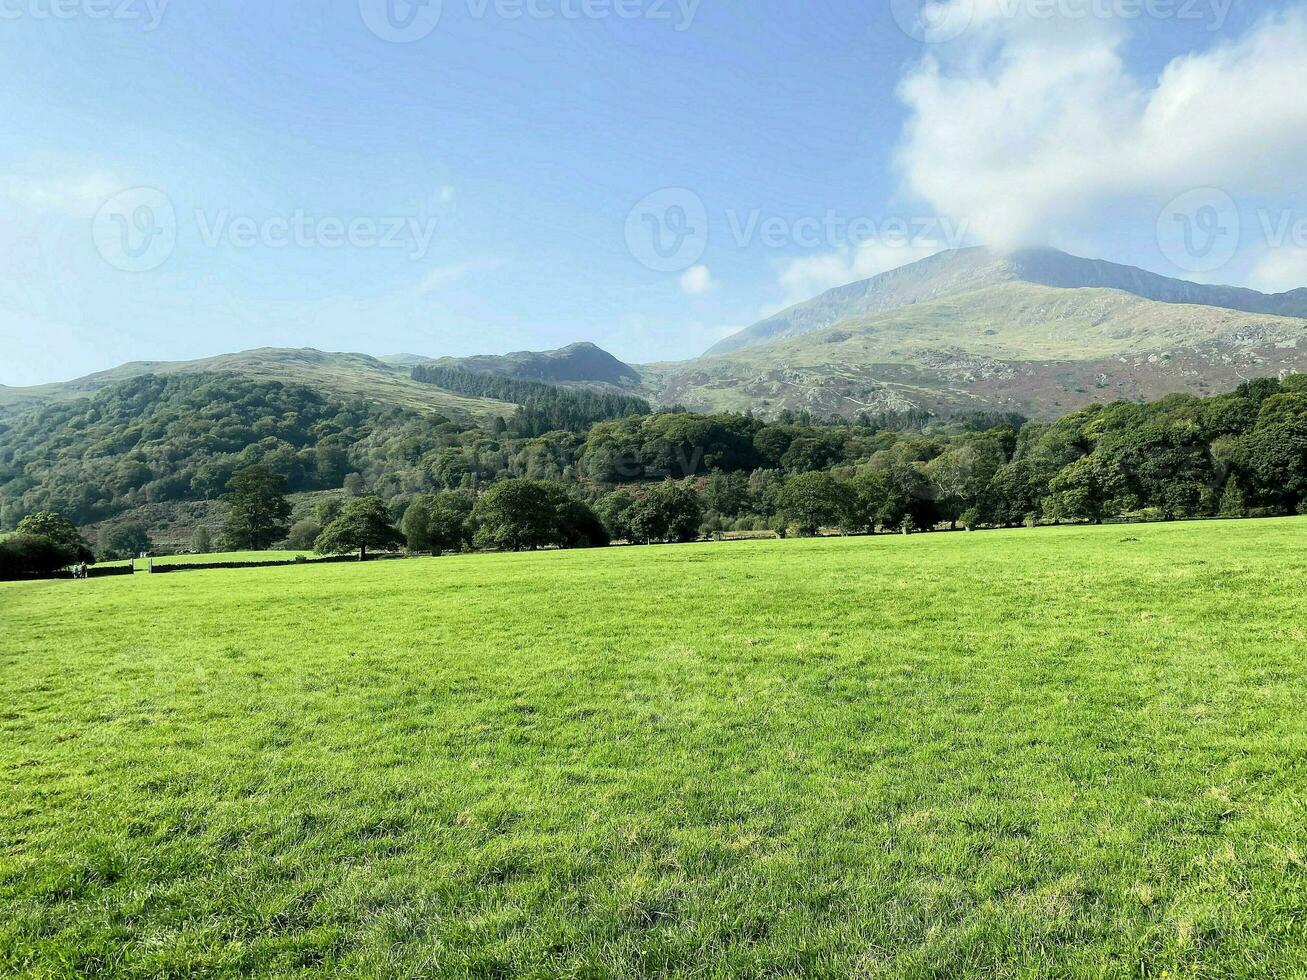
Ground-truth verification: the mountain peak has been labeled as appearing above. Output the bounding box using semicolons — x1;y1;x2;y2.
433;342;641;388
707;247;1307;356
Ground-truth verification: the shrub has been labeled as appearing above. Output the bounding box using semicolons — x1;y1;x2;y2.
287;520;322;551
0;534;77;580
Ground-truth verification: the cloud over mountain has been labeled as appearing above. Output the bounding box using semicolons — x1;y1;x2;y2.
895;4;1307;264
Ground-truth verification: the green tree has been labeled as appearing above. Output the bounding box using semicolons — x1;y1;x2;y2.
471;480;563;552
287;520;322;551
1044;455;1124;525
1218;477;1248;518
426;493;475;553
777;472;853;536
98;522;153;561
627;481;703;544
848;470;909;533
315;496;344;527
924;444;1002;530
0;534;79;580
222;466;292;550
343;472;367;497
704;471;749;518
191;526;214;554
315;497;403;560
401;497;433;551
16;512;93;562
595;490;638;541
554;498;611;549
471;480;606;551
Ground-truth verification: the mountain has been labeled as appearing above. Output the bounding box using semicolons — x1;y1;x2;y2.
0;348;516;423
642;250;1307;419
429;342;641;388
8;249;1307;427
708;247;1307;355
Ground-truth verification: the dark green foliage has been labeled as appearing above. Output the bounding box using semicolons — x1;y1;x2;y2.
471;479;606;551
315;497;344;527
315;497;404;559
595;490;638;541
471;480;564;552
0;533;78;580
1218;478;1248;518
97;522;154;561
777;472;854;536
1044;455;1125;525
403;492;474;553
221;466;292;551
554;498;612;549
411;366;650;435
580;413;765;482
5;368;1307;551
625;481;703;545
0;373;370;526
401;498;433;551
15;512;93;562
427;493;475;553
287;520;322;551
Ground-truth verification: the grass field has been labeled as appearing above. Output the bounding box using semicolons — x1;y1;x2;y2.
2;520;1305;977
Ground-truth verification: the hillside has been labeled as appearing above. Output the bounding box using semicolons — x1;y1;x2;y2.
708;246;1307;356
643;281;1307;418
427;342;641;388
0;348;516;424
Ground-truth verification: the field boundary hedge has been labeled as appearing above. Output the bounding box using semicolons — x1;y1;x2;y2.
147;553;408;574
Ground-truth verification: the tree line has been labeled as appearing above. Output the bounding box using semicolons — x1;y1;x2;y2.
409;365;651;437
2;370;1307;575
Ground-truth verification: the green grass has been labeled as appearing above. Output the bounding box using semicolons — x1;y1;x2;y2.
2;520;1305;977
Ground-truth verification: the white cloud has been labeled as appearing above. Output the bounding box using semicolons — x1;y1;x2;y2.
1248;246;1307;295
775;241;943;308
680;264;713;295
895;5;1307;252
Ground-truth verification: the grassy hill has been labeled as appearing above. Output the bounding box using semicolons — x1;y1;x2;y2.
0;349;516;424
644;282;1307;418
3;519;1304;975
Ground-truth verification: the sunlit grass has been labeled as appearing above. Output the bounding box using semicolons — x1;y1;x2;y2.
2;520;1305;977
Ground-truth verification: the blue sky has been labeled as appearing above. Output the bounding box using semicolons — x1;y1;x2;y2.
2;0;1306;385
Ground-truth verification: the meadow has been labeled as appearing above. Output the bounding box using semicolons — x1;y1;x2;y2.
1;520;1304;977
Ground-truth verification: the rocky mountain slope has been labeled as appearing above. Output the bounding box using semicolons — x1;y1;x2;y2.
708;247;1307;356
643;276;1307;419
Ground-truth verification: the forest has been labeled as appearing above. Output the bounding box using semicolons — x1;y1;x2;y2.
2;370;1306;554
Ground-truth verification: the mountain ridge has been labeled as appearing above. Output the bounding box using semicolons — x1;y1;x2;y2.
708;247;1307;356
